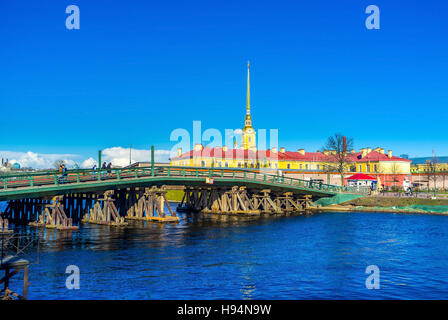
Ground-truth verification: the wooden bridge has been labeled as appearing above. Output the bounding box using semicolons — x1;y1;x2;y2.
0;166;368;228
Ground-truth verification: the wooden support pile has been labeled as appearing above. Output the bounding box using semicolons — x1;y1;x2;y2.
177;187;193;212
0;213;13;234
204;186;261;216
251;189;283;214
29;196;78;231
2;199;45;225
179;186;313;217
0;256;30;300
126;186;179;223
300;195;312;209
82;191;127;226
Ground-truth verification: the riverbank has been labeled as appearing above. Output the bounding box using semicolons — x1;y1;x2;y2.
345;196;448;207
314;196;448;215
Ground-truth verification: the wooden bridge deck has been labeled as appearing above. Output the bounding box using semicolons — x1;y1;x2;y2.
0;166;369;201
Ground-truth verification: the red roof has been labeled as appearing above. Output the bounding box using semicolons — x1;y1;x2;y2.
345;173;376;180
171;147;412;163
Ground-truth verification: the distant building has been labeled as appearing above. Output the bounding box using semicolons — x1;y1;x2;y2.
409;156;448;190
410;156;448;173
170;63;411;187
345;173;376;188
172;145;411;175
1;158;9;167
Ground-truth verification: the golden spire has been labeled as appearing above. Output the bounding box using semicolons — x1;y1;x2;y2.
242;61;256;151
246;61;250;115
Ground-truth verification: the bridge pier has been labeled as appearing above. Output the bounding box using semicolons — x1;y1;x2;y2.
126;186;179;223
82;190;128;226
0;214;13;234
62;194;91;222
4;198;49;226
29;196;79;231
3;187;182;228
177;186;312;218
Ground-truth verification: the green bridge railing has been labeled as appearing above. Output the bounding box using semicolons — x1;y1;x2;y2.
0;166;370;195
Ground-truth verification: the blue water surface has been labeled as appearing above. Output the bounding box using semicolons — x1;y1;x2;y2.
3;207;448;300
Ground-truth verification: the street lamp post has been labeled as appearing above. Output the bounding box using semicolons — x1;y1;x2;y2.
151;145;155;176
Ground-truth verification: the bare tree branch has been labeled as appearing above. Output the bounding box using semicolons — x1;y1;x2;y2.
322;133;354;186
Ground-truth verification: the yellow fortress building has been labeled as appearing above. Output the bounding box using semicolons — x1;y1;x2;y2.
170;63;411;187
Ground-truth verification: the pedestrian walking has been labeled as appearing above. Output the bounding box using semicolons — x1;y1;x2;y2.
57;164;64;184
92;164;97;180
102;162;107;178
62;164;68;184
107;162;112;177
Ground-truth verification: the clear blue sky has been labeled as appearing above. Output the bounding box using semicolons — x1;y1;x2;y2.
1;0;447;160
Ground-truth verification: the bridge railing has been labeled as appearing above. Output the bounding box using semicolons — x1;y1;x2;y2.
160;167;369;194
0;166;370;195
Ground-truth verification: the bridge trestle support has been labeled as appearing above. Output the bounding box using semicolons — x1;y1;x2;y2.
126;186;179;223
82;190;128;226
178;186;312;218
29;196;79;231
0;213;13;234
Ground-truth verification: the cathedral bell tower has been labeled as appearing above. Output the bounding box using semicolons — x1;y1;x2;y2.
241;61;256;150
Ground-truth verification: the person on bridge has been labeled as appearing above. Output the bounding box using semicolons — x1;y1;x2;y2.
107;162;112;176
277;170;283;183
92;164;97;180
57;164;64;184
101;162;107;178
62;164;68;184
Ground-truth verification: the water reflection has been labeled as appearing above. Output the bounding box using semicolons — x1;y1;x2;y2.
239;263;256;300
4;208;448;299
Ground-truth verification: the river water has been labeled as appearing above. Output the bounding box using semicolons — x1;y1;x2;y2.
3;205;448;300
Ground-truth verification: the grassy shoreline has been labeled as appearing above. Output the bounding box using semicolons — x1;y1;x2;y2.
316;196;448;215
165;189;184;202
343;196;448;207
